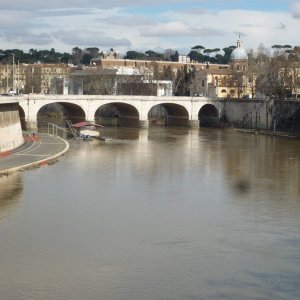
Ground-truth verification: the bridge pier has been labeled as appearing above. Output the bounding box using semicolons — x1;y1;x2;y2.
189;120;200;128
139;120;149;128
26;120;38;132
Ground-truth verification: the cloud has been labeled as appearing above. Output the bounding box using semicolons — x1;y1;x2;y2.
0;30;53;46
181;8;211;15
38;8;96;17
53;30;131;47
291;2;300;18
276;22;286;30
0;2;300;53
141;21;224;37
233;31;248;38
0;0;200;11
239;23;262;28
99;15;155;27
20;33;53;45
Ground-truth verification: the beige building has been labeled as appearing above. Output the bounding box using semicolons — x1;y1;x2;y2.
0;63;70;94
195;38;252;99
92;57;225;74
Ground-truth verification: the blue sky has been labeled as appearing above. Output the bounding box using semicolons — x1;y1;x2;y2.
200;0;289;11
0;0;299;55
127;0;290;14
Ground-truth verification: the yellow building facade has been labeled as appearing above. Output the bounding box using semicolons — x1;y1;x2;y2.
195;39;253;99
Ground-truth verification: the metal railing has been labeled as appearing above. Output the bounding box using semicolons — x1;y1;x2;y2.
47;123;69;138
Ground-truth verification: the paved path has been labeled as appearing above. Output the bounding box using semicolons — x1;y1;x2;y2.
0;133;69;175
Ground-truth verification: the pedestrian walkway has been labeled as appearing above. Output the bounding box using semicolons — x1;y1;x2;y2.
0;133;69;175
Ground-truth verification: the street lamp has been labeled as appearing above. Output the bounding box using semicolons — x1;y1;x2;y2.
12;53;15;94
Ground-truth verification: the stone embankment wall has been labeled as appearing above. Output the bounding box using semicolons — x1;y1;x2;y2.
220;99;300;133
220;99;272;130
0;102;24;153
273;100;300;131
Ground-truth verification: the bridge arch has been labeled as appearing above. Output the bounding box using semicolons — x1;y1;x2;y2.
37;102;86;128
148;103;189;127
199;104;219;127
94;102;140;127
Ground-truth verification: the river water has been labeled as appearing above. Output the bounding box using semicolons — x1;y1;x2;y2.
1;127;300;300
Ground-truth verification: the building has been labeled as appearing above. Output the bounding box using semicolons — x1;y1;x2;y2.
178;55;191;64
0;63;70;94
67;66;173;96
91;57;225;74
195;38;252;99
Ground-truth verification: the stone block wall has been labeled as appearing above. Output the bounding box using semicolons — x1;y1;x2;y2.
0;103;24;153
220;99;272;130
273;100;300;131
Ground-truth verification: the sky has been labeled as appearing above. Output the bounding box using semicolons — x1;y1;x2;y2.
1;0;300;55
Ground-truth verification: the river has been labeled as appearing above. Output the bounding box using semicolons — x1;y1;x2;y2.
0;127;300;300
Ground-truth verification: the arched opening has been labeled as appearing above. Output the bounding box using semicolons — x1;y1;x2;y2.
148;103;189;127
199;104;219;127
18;105;26;130
95;103;139;127
37;102;85;129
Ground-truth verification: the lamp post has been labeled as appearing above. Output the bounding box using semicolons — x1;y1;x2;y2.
12;53;15;94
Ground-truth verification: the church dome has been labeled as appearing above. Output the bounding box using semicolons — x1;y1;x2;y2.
230;39;248;60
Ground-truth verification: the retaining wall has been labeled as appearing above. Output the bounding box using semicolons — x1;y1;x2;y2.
220;99;272;130
0;102;24;153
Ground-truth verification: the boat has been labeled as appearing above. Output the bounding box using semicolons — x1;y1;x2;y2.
68;121;105;141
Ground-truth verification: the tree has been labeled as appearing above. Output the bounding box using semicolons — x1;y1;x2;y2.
164;49;175;61
162;66;174;80
174;65;195;96
170;51;179;62
191;45;205;50
255;53;290;98
82;53;93;65
124;51;146;60
188;50;208;63
24;67;41;94
80;71;117;95
72;47;82;65
60;53;71;64
86;47;99;59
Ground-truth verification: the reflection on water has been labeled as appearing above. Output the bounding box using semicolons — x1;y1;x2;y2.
0;128;300;300
0;173;23;220
221;132;300;198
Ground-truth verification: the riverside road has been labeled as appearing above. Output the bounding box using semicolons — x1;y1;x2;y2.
0;133;69;175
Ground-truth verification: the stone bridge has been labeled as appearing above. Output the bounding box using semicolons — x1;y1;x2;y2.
1;94;273;130
13;94;226;129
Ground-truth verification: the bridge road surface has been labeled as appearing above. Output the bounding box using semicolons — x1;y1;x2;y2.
0;133;69;175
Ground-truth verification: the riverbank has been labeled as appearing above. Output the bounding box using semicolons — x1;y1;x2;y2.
0;132;69;176
236;128;300;139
